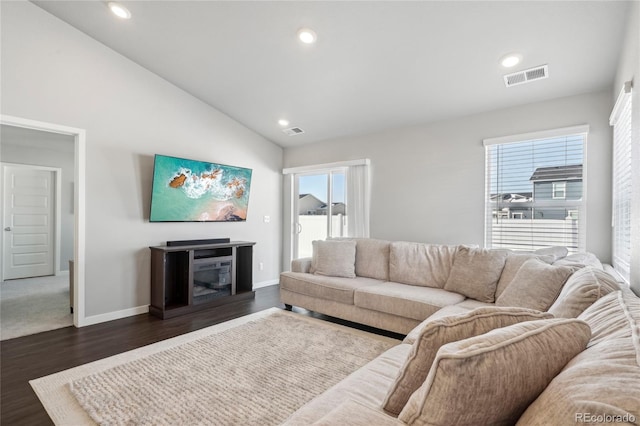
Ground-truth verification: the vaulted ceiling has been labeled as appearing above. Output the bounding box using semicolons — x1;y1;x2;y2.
32;1;630;147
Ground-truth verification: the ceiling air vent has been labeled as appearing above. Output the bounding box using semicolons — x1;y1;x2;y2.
504;65;549;87
282;127;305;136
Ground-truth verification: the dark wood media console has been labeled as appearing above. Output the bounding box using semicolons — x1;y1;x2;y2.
149;240;256;319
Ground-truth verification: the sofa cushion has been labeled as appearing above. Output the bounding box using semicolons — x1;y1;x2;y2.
329;238;392;280
389;242;458;288
496;258;573;311
399;318;591;426
455;299;494;309
312;400;403;426
312;240;357;278
553;252;603;270
384;307;553;415
443;247;509;303
495;253;554;299
354;282;465;321
280;272;381;305
354;238;391;281
517;290;640;425
547;267;621;318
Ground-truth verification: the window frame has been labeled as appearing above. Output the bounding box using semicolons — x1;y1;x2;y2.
609;82;633;283
552;181;567;200
483;125;589;253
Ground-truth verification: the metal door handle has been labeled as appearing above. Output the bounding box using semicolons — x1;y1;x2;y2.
4;227;11;231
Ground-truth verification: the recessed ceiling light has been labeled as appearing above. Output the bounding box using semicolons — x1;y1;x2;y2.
108;2;131;19
278;119;290;127
297;28;317;44
500;53;522;68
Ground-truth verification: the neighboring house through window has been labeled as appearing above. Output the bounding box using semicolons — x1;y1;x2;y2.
484;126;587;253
530;164;583;216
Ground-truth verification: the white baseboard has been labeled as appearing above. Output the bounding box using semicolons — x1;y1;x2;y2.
81;305;150;327
253;279;279;289
79;280;280;327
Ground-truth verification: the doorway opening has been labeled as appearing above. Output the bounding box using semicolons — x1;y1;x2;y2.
0;115;86;333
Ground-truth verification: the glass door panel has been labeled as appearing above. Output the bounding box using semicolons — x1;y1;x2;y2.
293;169;348;259
330;171;347;238
295;174;328;258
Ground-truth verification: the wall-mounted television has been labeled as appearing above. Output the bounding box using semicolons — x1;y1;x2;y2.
149;154;252;222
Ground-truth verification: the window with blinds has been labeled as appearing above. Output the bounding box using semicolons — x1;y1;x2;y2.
610;82;632;283
484;126;587;253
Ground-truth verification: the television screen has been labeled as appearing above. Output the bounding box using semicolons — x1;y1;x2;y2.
149;154;252;222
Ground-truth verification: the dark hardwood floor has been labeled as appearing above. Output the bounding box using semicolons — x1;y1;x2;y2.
1;285;402;426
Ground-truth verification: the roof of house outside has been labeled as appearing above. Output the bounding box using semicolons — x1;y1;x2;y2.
529;164;583;182
317;202;345;209
299;193;324;202
490;193;533;202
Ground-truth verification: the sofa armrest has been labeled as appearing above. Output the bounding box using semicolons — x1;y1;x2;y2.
312;400;404;426
602;264;628;285
292;257;312;273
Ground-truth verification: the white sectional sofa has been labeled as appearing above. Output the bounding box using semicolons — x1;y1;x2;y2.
280;238;605;334
279;238;639;425
282;288;639;425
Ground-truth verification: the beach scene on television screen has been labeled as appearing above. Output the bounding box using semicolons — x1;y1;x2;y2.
150;155;252;222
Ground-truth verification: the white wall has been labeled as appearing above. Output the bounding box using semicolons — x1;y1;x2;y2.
284;90;613;263
1;125;75;271
0;1;283;319
614;0;639;294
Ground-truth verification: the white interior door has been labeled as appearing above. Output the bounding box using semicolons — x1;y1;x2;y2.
2;164;55;280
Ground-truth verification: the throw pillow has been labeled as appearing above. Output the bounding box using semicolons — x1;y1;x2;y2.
326;237;391;280
518;290;640;425
553;252;603;270
312;240;357;278
495;258;573;311
382;307;553;415
495;253;554;299
534;246;568;261
354;238;391;281
443;247;509;303
398;318;591;426
548;267;620;318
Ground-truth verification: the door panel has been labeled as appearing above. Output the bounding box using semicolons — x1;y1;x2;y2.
294;174;328;259
293;170;347;259
2;165;55;280
329;171;347;238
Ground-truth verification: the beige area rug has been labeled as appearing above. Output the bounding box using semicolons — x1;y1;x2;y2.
31;308;398;425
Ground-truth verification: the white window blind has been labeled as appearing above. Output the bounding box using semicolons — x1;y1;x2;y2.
610;82;633;283
484;126;587;253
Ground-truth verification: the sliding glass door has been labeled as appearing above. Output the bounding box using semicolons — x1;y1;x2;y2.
293;169;347;258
